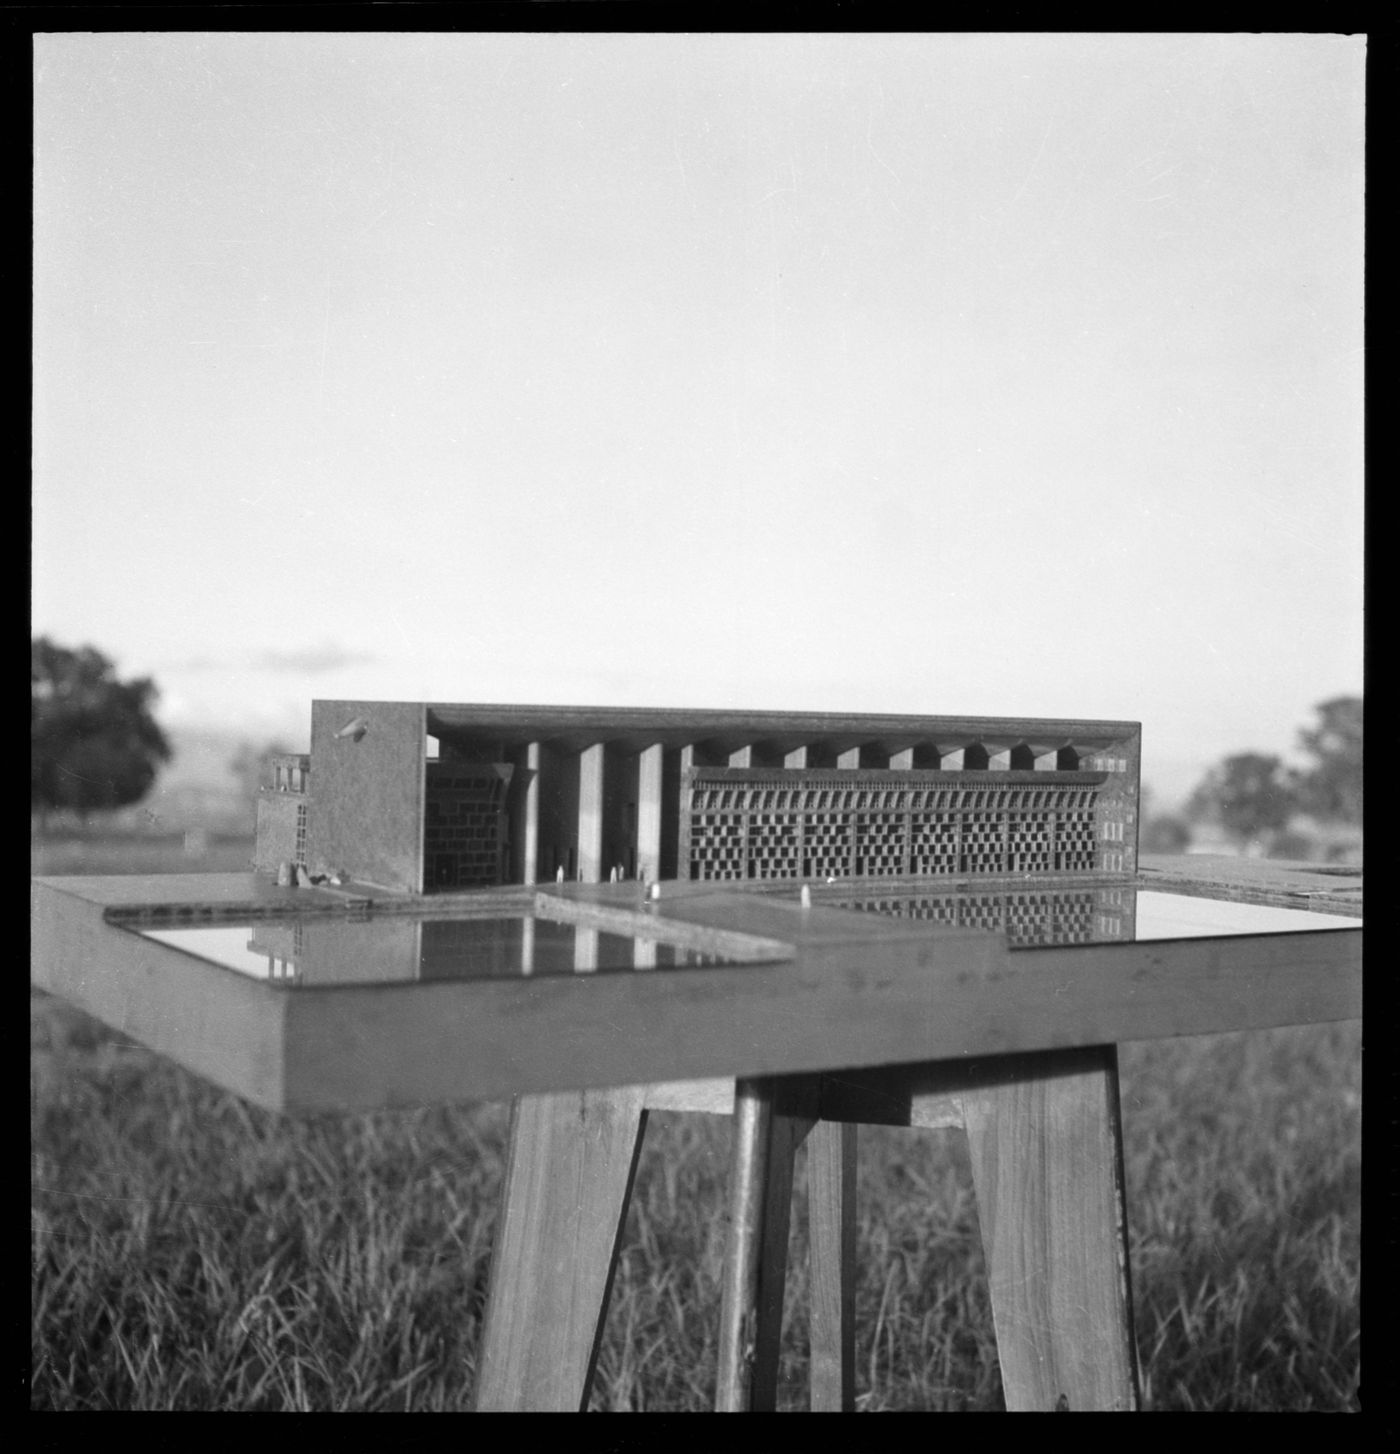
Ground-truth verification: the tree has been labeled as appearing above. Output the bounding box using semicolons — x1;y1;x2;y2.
32;638;172;827
1137;783;1193;854
1141;812;1192;854
1186;752;1295;851
1291;696;1362;824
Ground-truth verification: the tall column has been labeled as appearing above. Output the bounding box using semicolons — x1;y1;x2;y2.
637;744;664;885
577;743;605;883
522;742;541;885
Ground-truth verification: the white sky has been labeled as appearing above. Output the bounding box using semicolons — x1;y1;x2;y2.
32;33;1365;804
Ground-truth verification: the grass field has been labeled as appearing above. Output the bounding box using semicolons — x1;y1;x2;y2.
31;836;1362;1411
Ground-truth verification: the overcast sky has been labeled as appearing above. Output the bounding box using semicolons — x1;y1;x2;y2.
32;32;1364;803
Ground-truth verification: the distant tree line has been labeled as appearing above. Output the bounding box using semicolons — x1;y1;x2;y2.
1174;696;1362;858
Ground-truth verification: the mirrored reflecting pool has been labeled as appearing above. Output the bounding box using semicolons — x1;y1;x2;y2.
128;887;1358;988
132;914;772;986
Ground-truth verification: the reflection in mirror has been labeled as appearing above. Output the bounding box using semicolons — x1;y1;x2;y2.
134;914;763;987
130;888;1357;990
807;886;1359;946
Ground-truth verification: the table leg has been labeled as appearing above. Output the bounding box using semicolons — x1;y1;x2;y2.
960;1044;1140;1412
715;1076;815;1411
474;1086;648;1411
807;1119;857;1411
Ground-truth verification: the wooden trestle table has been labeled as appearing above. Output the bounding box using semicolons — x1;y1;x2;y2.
29;854;1360;1411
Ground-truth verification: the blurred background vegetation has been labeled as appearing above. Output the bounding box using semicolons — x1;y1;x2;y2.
31;636;290;873
1169;696;1362;864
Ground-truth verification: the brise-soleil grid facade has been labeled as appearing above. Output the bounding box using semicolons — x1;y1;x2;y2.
681;770;1107;881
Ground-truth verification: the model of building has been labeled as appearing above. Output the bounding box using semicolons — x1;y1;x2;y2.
255;701;1141;896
